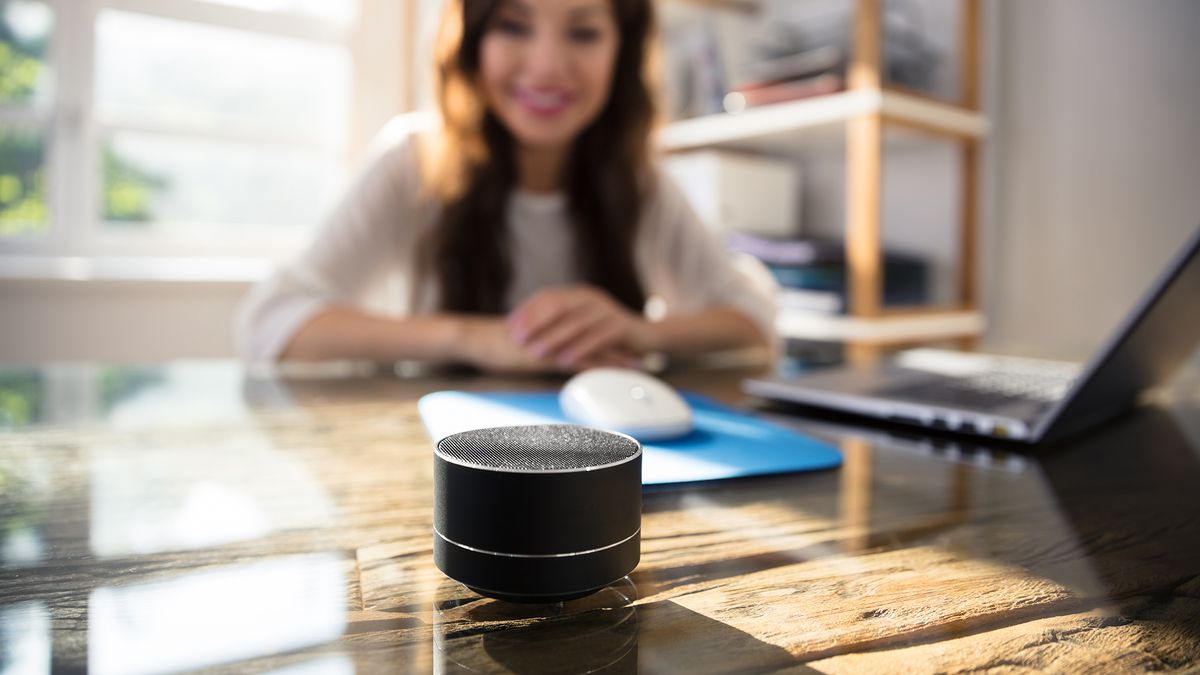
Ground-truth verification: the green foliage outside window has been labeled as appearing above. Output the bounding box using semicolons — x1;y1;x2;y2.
1;5;168;232
0;9;47;233
0;124;43;233
0;27;41;105
98;366;165;411
103;144;169;224
0;370;41;427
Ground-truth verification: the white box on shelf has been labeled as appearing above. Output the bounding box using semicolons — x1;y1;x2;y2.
662;150;800;238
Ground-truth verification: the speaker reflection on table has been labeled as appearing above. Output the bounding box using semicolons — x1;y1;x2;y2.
433;577;639;673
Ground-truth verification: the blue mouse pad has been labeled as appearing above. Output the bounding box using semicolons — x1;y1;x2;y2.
418;390;842;485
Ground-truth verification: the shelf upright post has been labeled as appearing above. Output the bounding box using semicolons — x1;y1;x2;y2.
845;0;884;363
957;0;981;350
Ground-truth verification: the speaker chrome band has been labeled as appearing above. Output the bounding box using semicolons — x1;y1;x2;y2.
434;527;640;559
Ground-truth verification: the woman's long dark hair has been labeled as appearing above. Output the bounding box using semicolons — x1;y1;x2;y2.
419;0;658;315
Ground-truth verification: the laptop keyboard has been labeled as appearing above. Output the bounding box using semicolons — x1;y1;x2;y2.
880;368;1077;411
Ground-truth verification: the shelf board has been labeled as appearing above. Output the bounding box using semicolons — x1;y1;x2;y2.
658;89;988;154
776;309;985;344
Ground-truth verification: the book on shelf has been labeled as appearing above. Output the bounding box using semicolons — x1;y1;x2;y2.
723;74;843;113
726;232;846;266
739;45;842;87
728;232;930;315
778;288;843;314
722;43;844;113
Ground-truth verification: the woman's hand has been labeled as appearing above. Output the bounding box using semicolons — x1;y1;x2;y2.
457;317;552;373
458;315;636;374
506;285;657;371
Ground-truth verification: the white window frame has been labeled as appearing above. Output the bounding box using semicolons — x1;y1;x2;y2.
0;0;412;280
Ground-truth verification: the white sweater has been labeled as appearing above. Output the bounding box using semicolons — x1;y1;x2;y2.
235;129;777;363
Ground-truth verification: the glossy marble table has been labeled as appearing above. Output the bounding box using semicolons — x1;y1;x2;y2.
1;360;1198;673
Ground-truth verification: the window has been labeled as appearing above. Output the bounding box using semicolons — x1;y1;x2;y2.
0;0;53;237
0;0;410;274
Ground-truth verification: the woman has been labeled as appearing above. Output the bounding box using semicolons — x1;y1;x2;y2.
236;0;776;373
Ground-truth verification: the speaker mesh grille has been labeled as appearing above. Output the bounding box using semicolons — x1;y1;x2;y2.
437;425;640;471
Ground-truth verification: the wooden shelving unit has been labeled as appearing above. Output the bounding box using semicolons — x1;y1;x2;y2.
658;0;985;363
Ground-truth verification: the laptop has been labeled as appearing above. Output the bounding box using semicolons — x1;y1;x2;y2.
743;226;1200;444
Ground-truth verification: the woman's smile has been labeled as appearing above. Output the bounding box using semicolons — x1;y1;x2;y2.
512;86;575;118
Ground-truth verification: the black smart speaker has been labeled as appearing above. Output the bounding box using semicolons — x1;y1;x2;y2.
433;424;642;603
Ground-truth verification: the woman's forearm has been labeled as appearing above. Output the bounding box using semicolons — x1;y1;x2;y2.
279;307;467;362
641;307;771;356
279;305;771;367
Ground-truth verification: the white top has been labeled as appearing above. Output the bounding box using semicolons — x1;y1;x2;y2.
235;128;777;363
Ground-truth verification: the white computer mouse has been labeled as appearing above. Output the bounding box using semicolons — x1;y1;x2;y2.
559;367;694;441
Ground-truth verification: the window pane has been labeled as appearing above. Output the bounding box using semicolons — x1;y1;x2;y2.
0;123;46;236
102;131;344;233
0;369;43;427
96;10;351;147
98;366;166;413
0;0;53;107
199;0;358;26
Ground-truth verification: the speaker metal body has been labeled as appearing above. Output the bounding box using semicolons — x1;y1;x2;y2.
433;424;642;603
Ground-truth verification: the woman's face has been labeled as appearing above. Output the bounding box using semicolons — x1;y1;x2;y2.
479;0;620;152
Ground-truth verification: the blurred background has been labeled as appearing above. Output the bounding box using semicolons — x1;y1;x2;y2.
0;0;1197;365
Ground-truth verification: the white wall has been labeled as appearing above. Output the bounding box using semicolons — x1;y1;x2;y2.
982;0;1200;359
1;280;249;363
